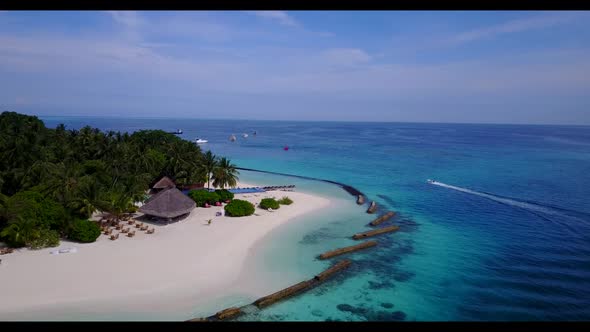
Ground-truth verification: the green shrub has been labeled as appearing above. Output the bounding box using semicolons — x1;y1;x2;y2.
215;189;234;202
259;198;280;210
29;229;60;250
224;199;255;217
277;196;293;205
5;191;67;231
188;190;221;207
68;219;101;243
0;220;37;248
127;205;139;213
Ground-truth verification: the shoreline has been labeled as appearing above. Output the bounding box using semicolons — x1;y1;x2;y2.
0;180;333;320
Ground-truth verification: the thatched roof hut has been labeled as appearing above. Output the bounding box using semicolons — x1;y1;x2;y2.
153;176;176;190
139;187;195;220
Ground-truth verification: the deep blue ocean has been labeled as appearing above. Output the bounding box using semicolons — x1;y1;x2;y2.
40;116;590;321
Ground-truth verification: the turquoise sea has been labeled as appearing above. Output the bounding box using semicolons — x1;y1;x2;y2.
40;116;590;321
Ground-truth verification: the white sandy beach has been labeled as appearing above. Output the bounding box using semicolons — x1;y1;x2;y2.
0;181;332;320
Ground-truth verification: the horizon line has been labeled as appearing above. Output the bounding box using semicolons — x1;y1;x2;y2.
29;113;590;127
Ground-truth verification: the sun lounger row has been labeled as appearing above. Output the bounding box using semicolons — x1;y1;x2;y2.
108;227;156;240
261;185;296;191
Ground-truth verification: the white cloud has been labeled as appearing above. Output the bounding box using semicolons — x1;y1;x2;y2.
249;11;300;27
449;12;583;45
1;30;589;107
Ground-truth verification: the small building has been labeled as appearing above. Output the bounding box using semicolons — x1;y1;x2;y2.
150;176;176;194
139;187;196;223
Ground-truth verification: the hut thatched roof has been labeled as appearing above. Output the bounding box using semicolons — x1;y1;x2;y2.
139;187;195;219
153;176;176;189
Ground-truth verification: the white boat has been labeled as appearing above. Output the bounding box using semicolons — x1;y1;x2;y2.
229;134;237;142
242;133;248;138
195;138;208;144
427;179;435;184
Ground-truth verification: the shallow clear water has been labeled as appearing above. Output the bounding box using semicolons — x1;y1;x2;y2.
40;116;590;321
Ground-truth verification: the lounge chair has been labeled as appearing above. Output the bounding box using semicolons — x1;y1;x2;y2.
127;231;135;237
115;225;122;230
140;225;148;231
146;228;155;234
121;228;129;233
128;220;134;225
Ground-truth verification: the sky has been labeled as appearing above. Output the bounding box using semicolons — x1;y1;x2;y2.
0;10;589;124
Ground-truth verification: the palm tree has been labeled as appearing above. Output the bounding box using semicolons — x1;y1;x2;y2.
0;218;40;247
67;176;106;219
94;183;136;222
212;157;239;189
200;151;218;189
39;162;83;206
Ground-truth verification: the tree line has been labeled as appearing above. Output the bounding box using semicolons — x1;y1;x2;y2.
0;111;239;249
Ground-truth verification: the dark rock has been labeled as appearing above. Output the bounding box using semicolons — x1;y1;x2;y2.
367;280;395;290
390;311;407;321
393;271;415;282
381;302;394;309
336;304;355;313
367;310;407;321
336;304;368;315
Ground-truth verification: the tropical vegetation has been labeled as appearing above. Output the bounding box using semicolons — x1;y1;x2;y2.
224;199;255;217
188;190;221;207
0;111;238;249
277;196;293;205
67;218;101;243
212;157;239;189
259;198;280;210
215;189;234;202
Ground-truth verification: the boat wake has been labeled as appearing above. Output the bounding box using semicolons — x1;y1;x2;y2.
428;180;589;224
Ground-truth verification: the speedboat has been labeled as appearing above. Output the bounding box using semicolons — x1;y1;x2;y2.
195;138;208;144
243;133;248;138
229;134;237;142
427;179;435;184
